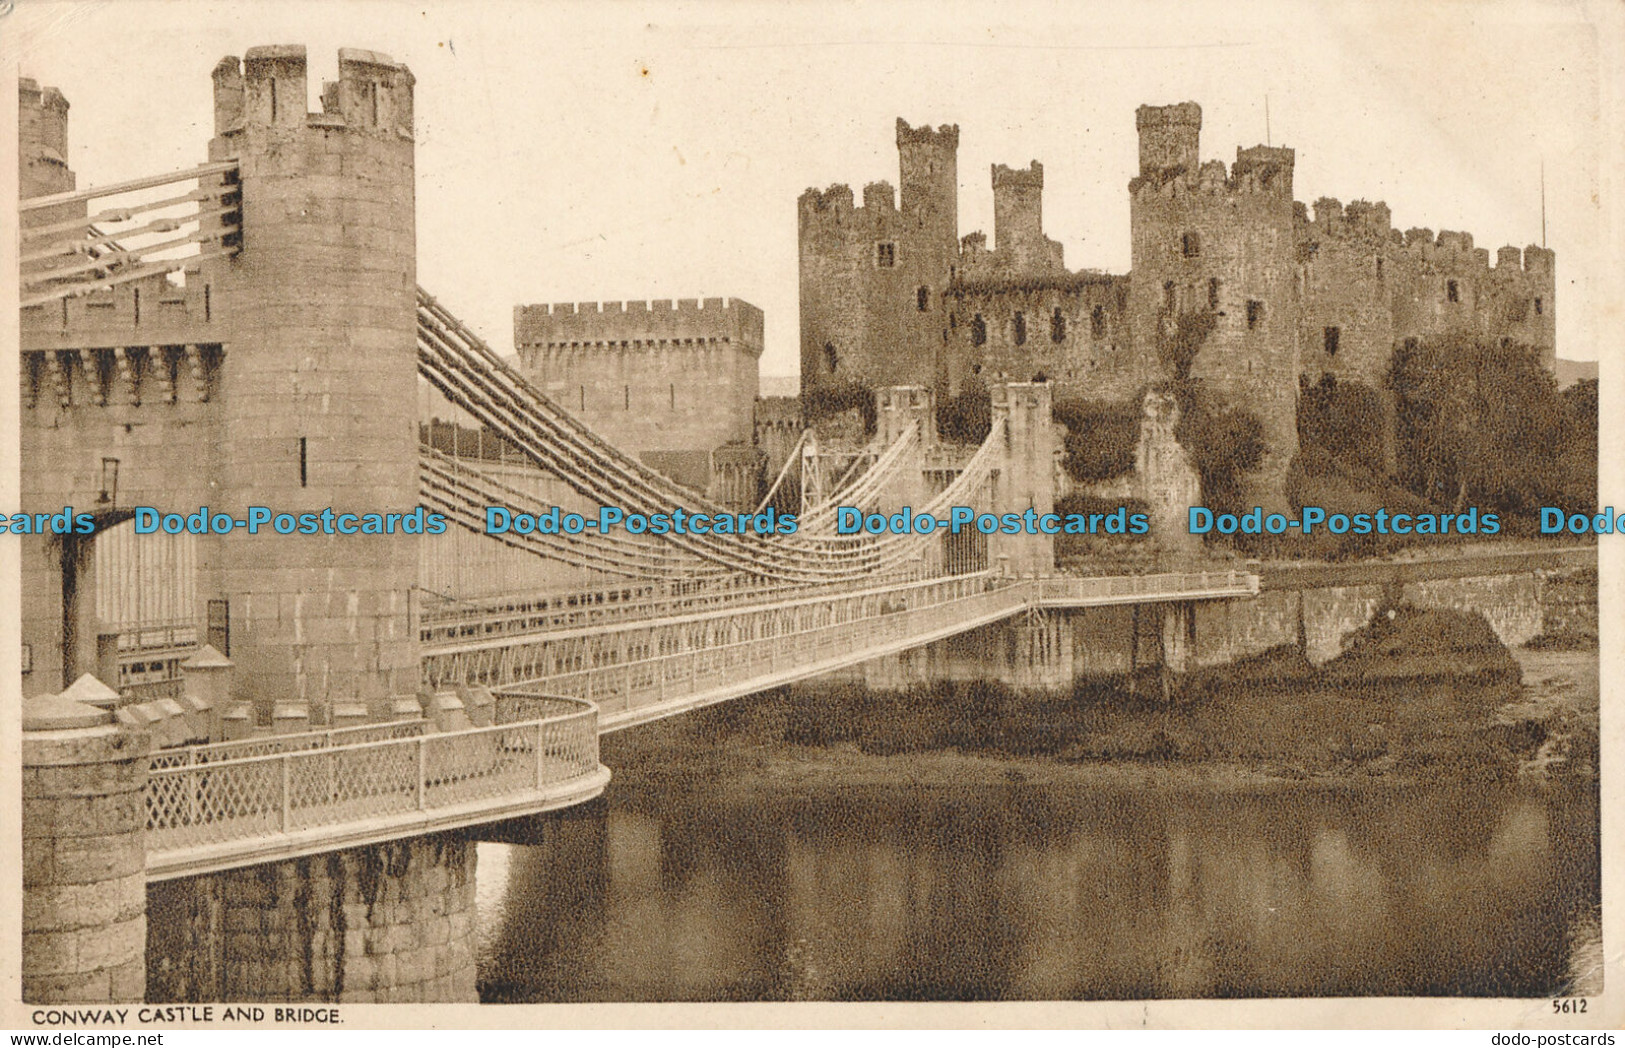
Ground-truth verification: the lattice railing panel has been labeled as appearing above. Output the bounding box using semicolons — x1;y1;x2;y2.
145;698;600;857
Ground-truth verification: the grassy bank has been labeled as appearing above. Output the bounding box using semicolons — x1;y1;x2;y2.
604;606;1597;789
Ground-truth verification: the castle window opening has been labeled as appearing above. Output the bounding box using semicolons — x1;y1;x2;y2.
579;385;585;410
1246;300;1264;329
824;343;839;372
1324;326;1340;356
1208;277;1221;310
1535;296;1544;316
1014;312;1027;346
1447;279;1460;303
269;78;278;122
876;242;896;268
1051;308;1066;343
1163;281;1177;312
949;314;957;330
971;314;987;346
1182;232;1201;258
1091;305;1106;338
624;385;630;410
917;286;930;312
669;383;675;410
1375;256;1384;280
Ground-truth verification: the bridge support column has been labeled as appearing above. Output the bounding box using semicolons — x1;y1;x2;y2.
1008;611;1074;691
989;383;1057;577
1161;601;1195;675
147;834;478;1003
22;695;151;1003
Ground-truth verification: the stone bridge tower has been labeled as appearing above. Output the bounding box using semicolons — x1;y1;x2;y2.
204;46;420;717
18;48;420;720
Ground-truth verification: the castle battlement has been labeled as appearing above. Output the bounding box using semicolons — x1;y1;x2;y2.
863;181;896;209
992;162;1043;189
1310;197;1394;237
1382;227;1554;276
212;46;415;140
1129;135;1294;201
515;297;765;354
895;118;959;149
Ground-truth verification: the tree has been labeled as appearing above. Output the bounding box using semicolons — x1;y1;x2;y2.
1389;335;1568;518
1174;383;1267;516
936;377;992;444
1298;374;1388;477
1052;397;1140;482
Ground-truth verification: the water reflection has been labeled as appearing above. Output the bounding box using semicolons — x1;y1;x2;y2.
476;783;1599;1001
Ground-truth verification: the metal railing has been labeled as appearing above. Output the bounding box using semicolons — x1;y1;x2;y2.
145;695;600;858
419;567;930;647
148;719;432;770
1034;570;1259;604
504;574;1030;726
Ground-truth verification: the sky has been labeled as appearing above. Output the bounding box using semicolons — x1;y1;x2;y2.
7;0;1619;378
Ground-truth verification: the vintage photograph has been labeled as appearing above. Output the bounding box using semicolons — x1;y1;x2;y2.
5;0;1615;1028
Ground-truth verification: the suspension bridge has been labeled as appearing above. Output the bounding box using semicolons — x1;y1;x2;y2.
16;46;1267;1004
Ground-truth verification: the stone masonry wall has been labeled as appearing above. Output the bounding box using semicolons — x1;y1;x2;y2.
146;833;478;1004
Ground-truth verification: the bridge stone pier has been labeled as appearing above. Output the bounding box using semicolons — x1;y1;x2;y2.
23;696;151;1003
146;834;478;1004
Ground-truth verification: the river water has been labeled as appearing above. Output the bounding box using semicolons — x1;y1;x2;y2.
474;776;1599;1001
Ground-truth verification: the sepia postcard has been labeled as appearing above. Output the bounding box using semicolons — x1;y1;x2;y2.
1;0;1620;1033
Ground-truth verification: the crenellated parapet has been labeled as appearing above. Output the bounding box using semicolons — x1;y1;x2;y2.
515;296;764;354
895;117;960;150
798;181;912;240
210;45;414;140
1130;145;1295;202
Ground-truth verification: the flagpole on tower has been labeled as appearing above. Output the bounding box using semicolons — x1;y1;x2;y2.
1540;158;1547;248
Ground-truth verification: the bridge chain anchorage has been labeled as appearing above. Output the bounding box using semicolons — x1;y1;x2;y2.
20;160;243;308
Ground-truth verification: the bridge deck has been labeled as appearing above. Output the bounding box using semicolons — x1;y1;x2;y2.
144;694;608;881
422;570;1259;732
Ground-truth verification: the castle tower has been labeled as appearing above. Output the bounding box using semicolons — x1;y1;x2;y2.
990;162;1064;274
798;119;961;404
897;118;959;254
1136;102;1202;176
205;47;420;719
993;162;1043;256
18;78;85;249
1130;103;1300;508
18;78;75;201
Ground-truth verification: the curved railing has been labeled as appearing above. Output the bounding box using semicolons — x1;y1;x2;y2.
144;693;606;879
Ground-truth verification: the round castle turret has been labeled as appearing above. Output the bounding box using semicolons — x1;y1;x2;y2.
205;46;420;718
